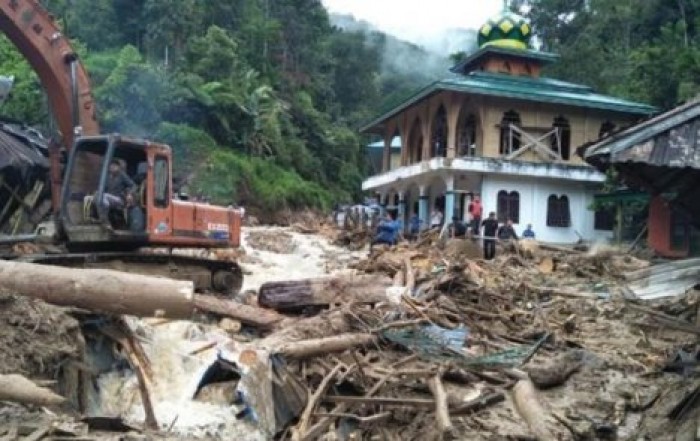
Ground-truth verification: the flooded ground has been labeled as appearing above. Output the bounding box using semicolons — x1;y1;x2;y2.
89;227;362;440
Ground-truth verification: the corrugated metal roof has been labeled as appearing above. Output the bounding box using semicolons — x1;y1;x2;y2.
362;71;656;133
583;98;700;166
0;123;48;173
625;258;700;300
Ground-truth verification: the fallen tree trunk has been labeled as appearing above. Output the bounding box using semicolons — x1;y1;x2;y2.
0;260;194;317
0;260;280;328
0;374;66;406
258;275;392;310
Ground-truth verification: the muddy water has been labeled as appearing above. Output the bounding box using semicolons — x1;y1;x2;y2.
90;227;360;440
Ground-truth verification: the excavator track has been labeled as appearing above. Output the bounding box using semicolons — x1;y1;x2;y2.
13;252;244;297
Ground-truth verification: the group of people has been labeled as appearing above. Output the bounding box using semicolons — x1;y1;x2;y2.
370;194;537;261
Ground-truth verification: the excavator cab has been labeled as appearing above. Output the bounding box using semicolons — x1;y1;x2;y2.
59;134;242;251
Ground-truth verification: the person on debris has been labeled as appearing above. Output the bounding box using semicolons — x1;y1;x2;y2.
468;194;483;235
450;216;467;238
103;159;135;211
522;223;536;239
409;211;421;241
481;212;499;260
371;211;400;249
430;208;443;229
497;219;519;241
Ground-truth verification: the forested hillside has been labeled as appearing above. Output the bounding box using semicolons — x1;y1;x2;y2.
2;1;700;215
515;0;700;110
0;0;444;215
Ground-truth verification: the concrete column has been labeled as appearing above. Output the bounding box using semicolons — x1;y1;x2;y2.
447;98;461;159
398;191;407;231
382;132;392;172
445;175;456;222
418;185;429;230
422;105;432;160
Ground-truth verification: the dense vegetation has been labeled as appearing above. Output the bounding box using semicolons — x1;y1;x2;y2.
515;0;700;110
1;1;700;214
1;0;438;214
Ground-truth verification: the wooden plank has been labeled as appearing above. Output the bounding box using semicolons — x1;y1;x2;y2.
323;395;435;408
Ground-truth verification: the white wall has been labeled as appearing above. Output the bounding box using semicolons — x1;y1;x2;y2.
481;175;613;244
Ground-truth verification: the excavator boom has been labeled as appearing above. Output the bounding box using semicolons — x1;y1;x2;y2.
0;1;244;296
0;0;99;148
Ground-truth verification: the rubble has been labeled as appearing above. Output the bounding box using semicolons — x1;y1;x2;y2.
1;227;700;440
246;230;298;254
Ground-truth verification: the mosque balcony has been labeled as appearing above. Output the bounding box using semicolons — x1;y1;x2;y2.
362;155;605;192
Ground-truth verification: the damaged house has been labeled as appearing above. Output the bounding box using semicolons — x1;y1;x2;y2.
361;9;655;243
0;77;52;237
583;99;700;258
0;121;50;236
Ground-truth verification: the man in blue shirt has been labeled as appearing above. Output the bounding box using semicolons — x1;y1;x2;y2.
371;212;400;249
522;224;536;239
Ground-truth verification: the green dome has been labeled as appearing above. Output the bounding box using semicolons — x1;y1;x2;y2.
477;12;532;50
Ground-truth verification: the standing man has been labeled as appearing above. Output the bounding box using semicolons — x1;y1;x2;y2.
430;207;443;229
481;211;499;260
468;194;483;235
497;219;519;241
409;211;421;241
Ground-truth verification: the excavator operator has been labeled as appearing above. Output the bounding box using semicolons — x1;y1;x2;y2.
103;159;135;212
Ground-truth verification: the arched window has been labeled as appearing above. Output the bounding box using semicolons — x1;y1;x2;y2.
500;110;521;155
458;114;477;157
497;190;520;224
431;106;448;158
599;121;616;138
547;195;571;227
551;116;571;160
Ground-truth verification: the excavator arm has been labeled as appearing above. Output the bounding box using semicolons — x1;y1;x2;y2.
0;0;99;149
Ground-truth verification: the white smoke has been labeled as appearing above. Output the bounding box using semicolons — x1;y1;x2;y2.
0;75;14;106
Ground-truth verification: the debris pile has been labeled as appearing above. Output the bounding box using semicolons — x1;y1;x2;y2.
0;123;51;236
247;230;298;254
1;230;700;440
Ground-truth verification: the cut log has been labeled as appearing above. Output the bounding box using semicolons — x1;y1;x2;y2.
258;275;393;310
512;379;557;441
0;260;281;328
0;260;194;318
275;334;376;359
0;374;66;406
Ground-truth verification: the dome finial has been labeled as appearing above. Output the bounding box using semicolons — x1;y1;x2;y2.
477;3;531;50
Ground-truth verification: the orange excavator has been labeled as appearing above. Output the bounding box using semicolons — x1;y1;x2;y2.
0;0;243;294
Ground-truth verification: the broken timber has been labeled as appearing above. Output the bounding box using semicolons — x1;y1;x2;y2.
0;374;66;406
258;274;393;310
0;260;281;328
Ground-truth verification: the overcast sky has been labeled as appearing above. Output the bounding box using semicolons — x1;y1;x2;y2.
322;0;503;41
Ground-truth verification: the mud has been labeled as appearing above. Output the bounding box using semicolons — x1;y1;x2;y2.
0;294;81;378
